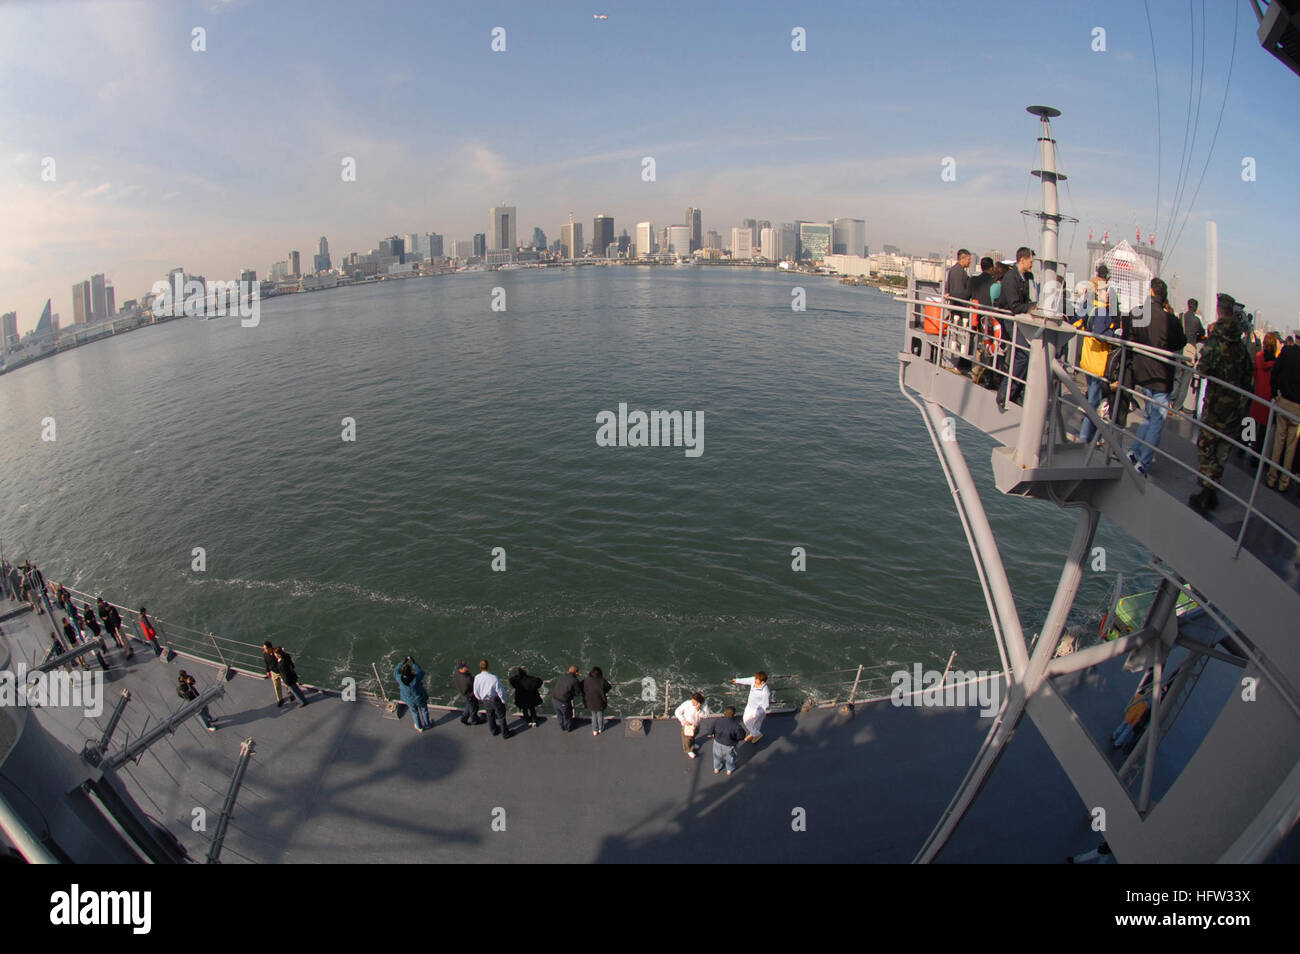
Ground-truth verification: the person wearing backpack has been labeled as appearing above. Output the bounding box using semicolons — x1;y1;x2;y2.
1073;264;1120;443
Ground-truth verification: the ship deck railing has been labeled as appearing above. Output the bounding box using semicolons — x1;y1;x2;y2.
900;295;1300;573
36;581;1001;722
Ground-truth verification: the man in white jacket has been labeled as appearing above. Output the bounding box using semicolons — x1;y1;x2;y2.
674;692;710;759
732;671;771;743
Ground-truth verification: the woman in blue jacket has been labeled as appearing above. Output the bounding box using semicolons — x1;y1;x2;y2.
395;657;431;732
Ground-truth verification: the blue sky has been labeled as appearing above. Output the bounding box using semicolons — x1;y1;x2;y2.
2;0;1298;333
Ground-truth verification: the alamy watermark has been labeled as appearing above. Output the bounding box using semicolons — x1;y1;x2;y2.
890;664;1001;717
150;274;260;327
596;403;703;457
0;664;104;717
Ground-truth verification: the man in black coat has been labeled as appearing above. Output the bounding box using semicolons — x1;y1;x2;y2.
996;247;1036;408
273;646;309;707
1121;278;1186;475
551;665;582;732
453;661;481;725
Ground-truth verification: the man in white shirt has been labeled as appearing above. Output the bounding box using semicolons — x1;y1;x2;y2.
732;671;771;744
674;692;710;759
473;660;512;739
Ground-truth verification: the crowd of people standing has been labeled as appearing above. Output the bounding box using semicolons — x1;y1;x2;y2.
940;248;1300;511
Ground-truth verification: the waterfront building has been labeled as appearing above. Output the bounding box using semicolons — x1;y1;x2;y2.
90;274;107;324
33;299;53;339
71;280;91;325
489;204;517;261
426;233;443;259
472;233;486;258
731;227;753;260
239;268;257;285
636;221;653;258
759;227;778;261
2;311;17;350
560;223;584;259
288;251;301;278
592;215;614;259
531;227;547;250
833;218;867;257
799;222;833;262
379;236;405;263
617;229;630;255
667;225;691;259
106;285;115;317
704;229;721;251
685;207;702;251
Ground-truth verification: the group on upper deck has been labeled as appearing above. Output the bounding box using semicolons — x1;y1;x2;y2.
938;248;1300;516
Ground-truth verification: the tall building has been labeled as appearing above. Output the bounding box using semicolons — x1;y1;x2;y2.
617;229;630;254
2;311;17;349
450;239;475;260
832;218;867;257
883;244;902;256
592;215;614;259
239;268;257;284
531;227;547;250
472;233;486;258
657;227;669;255
426;233;443;259
560;222;584;259
489;203;517;260
378;236;405;262
704;230;721;251
799;222;833;261
684;207;702;251
667;225;691;258
759;227;778;261
731;227;753;260
90;274;107;323
741;218;758;248
33;299;53;339
287;251;300;277
106;285;116;317
314;234;332;272
636;221;653;258
72;280;91;325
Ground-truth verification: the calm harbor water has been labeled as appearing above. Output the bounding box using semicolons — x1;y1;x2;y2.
0;268;1148;707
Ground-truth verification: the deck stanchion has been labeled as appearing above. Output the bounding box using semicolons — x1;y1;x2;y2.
663;680;670;719
847;665;863;705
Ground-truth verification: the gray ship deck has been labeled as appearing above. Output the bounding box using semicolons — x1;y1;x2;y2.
0;596;1243;863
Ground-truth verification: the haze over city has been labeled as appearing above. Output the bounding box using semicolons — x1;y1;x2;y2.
2;0;1298;333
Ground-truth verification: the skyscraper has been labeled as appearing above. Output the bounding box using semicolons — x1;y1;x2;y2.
667;225;691;259
636;221;653;258
684;207;702;251
704;230;721;251
617;229;630;254
560;222;584;259
489;203;517;260
832;218;867;257
72;280;91;325
379;236;405;262
314;236;332;272
759;227;777;261
731;227;753;260
593;215;614;259
90;274;107;324
532;227;547;250
106;285;116;318
742;218;758;248
427;233;443;258
289;251;301;277
798;222;833;261
34;299;53;339
2;311;17;348
473;233;486;258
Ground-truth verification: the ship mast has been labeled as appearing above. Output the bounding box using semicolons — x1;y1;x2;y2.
1022;106;1076;312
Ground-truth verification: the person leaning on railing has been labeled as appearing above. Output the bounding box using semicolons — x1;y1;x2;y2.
1189;294;1254;514
1266;337;1300;494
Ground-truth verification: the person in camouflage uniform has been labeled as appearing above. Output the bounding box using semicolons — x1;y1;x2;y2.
1190;294;1254;514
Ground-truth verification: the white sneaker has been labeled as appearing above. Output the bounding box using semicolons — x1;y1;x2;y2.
593;729;598;736
688;751;696;759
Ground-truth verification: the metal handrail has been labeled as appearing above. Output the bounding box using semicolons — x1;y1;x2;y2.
903;299;1300;560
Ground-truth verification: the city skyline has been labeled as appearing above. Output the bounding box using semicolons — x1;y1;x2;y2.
3;1;1298;333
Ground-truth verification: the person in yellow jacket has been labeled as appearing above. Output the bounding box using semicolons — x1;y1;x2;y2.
1073;264;1119;443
